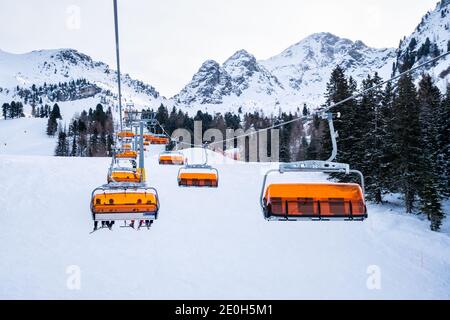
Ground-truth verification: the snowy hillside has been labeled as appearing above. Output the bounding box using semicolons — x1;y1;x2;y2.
171;35;395;114
261;33;395;108
395;0;450;91
173;50;286;114
0;118;55;156
0;48;164;110
0;139;449;299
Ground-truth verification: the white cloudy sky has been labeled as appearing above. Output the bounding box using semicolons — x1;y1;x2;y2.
0;0;439;96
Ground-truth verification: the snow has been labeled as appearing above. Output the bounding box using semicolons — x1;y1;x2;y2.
0;118;56;156
0;48;164;113
173;33;397;115
0;123;449;299
398;0;450;92
0;2;450;300
1;1;449;118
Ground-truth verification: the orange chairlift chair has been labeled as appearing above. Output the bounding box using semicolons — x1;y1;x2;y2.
117;131;135;139
91;183;159;227
107;160;141;183
145;133;170;145
260;113;367;221
115;149;138;159
177;146;218;187
159;151;185;165
122;143;132;150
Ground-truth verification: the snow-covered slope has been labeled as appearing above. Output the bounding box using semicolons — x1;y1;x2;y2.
173;50;285;114
395;0;450;91
0;118;56;156
0;119;449;299
172;37;395;114
0;48;164;110
261;33;395;107
0;147;450;299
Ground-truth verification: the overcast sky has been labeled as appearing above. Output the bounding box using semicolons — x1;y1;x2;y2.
0;0;439;96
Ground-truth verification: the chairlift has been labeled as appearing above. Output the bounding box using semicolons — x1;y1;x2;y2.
91;183;159;226
177;146;218;187
159;151;185;165
260;113;367;221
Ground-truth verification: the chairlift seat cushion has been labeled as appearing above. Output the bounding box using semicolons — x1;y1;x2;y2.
264;183;366;218
92;192;158;214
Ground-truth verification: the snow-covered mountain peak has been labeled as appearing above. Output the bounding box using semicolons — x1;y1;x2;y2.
395;0;450;90
0;48;163;110
174;59;233;105
173;49;284;109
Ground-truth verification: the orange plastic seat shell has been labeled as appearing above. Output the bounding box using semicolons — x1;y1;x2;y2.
178;172;218;187
152;137;170;145
144;134;169;145
92;192;158;214
109;171;141;183
264;183;366;217
159;155;185;165
116;151;138;159
117;131;135;138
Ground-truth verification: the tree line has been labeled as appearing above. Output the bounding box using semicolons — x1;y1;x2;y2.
315;66;449;231
54;104;114;157
2;101;24;119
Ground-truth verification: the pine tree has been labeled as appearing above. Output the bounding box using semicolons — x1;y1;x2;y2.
89;128;99;157
417;74;444;231
10;101;17;118
2;103;9;119
70;136;78;157
17;102;24;118
51;104;62;120
156;104;169;128
55;127;69;157
279;115;292;162
358;73;386;202
321;66;358;168
46;116;58;136
378;81;397;195
302;104;309;117
391;74;422;213
106;134;114;155
437;85;450;197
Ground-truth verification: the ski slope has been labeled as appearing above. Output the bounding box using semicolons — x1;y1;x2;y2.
0;118;56;156
0;143;450;299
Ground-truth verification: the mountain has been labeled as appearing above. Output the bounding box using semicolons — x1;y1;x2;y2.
172;1;450;114
172;50;285;113
261;32;396;109
0;48;164;110
394;0;450;91
171;33;396;114
1;1;449;117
